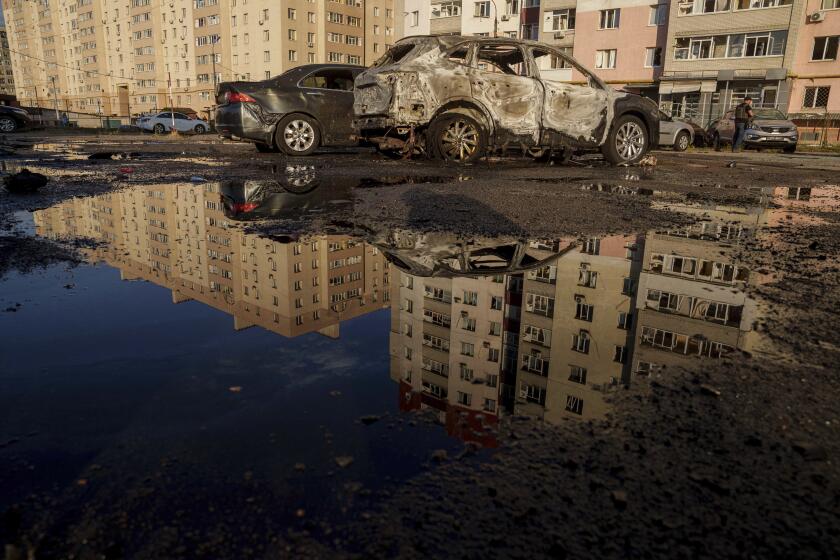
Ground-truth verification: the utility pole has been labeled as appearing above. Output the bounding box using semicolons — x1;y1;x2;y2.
50;76;59;120
167;72;176;133
491;0;499;38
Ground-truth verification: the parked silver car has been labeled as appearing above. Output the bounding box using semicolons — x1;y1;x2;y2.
708;108;798;153
657;111;694;151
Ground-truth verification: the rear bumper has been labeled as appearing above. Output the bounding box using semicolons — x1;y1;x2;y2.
215;103;273;144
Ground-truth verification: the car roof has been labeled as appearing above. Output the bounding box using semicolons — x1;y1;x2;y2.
398;34;548;50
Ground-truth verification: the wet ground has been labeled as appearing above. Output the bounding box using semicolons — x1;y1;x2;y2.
1;134;839;559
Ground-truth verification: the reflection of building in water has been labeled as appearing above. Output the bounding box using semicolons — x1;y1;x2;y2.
514;236;643;422
632;204;760;378
33;183;390;339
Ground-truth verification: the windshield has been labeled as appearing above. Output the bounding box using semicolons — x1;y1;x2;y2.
372;43;417;68
752;108;787;120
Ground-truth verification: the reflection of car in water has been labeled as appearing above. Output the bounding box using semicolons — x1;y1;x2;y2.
215;64;364;155
708;108;798;153
353;36;660;164
219;165;353;220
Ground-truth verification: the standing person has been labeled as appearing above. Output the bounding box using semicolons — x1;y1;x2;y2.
732;96;754;153
60;112;69;127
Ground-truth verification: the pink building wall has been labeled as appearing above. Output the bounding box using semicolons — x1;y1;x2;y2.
789;1;840;112
572;1;668;90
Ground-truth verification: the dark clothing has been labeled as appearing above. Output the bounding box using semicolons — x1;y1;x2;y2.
732;122;746;152
734;102;753;123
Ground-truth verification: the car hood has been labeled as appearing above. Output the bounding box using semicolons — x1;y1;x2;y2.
751;119;795;127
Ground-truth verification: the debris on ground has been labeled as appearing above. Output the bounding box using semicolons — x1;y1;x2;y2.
3;169;48;193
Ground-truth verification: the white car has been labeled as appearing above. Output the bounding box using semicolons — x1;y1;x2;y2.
137;112;210;134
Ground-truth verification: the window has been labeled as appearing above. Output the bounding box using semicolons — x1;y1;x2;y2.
565;395;584;415
423;309;451;327
649;4;667;25
523;324;551;347
409;10;419;26
460;363;474;381
569;366;587;384
461;342;475;357
463;290;478;305
578;267;598;288
457;392;472;406
525;293;555;317
572;331;590;354
575;302;594;322
488;348;500;363
549;9;575;31
822;0;840;8
474;1;491;17
599;9;620;29
476;44;529;76
489;321;502;336
737;0;791;8
490;296;503;310
679;0;730;15
812;36;839;61
299;68;356;91
614;345;627;364
645;47;662;67
264;50;271;62
520;383;546;405
522;351;549;376
803;86;830;109
404;299;413;313
433;1;462;17
583;237;601;255
618;312;631;330
483;398;496;413
487;374;499;388
622;277;633;295
595;49;617;69
288;8;296;19
423;333;450;352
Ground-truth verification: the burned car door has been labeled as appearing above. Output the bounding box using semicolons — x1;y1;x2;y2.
297;67;360;144
468;43;543;145
531;48;611;147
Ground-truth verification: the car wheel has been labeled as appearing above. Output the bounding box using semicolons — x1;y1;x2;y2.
783;144;797;154
602;115;649;165
255;142;279;153
153;123;166;134
430;113;486;163
276;114;320;156
674;131;690;152
194;124;206;134
0;117;17;133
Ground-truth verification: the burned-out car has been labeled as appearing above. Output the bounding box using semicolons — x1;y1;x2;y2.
353;36;659;164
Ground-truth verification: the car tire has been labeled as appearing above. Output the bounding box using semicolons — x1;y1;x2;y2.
255;142;279;153
153;123;166;134
674;131;690;152
275;114;320;156
194;124;206;134
783;144;797;154
429;112;487;163
602;115;649;165
0;116;18;133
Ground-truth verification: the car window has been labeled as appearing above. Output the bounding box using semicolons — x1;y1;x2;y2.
158;112;172;119
372;43;416;68
530;47;603;89
174;113;190;120
475;44;529;77
300;68;356;91
445;43;471;66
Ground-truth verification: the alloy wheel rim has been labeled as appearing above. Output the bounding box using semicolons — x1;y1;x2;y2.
678;133;689;150
441;119;478;161
284;120;315;152
616;121;645;161
0;118;14;132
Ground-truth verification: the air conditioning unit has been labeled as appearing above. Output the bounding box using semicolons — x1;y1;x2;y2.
500;15;510;21
554;31;565;40
809;11;825;23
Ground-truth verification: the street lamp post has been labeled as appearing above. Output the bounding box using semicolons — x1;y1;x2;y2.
490;0;500;37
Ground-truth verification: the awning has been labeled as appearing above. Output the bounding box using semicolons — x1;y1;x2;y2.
659;80;717;94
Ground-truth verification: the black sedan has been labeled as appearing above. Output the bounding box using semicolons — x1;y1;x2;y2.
0;106;33;133
215;64;364;156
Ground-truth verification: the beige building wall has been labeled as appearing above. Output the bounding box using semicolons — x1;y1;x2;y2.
2;0;395;118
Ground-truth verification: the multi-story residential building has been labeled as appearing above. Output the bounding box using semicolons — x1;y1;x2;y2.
537;1;576;57
569;0;667;95
514;235;642;422
32;183;391;339
788;0;839;113
658;0;809;123
403;0;531;38
0;25;16;96
2;0;395;118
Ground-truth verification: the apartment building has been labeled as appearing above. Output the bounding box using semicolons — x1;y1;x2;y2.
2;0;395;117
515;235;642;422
788;0;839;113
403;0;529;38
0;25;16;96
33;183;391;339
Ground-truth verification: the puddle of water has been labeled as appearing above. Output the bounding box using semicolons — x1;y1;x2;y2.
2;179;837;555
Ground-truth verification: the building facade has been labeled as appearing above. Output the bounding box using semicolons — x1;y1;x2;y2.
1;0;396;118
0;25;16;96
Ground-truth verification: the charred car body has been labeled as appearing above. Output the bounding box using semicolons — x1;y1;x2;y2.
353;36;659;164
